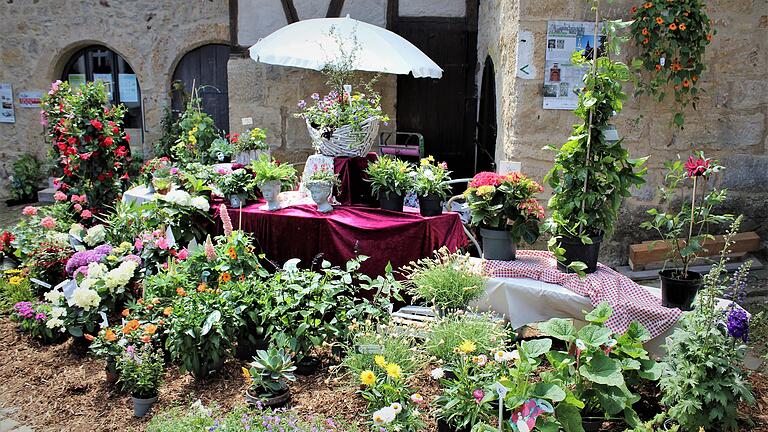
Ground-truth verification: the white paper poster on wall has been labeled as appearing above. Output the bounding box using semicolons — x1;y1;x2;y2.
18;91;42;107
0;83;15;123
118;74;138;103
543;21;604;110
93;73;113;100
516;30;536;79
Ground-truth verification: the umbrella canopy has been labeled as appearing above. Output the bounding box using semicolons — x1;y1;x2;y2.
249;16;443;79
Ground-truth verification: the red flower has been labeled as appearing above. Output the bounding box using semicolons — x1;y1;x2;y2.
685;156;710;177
98;174;106;181
115;146;128;157
90;119;103;130
67;136;77;145
469;172;505;188
108;121;115;127
125;133;131;143
84;135;93;142
103;136;114;147
112;127;119;134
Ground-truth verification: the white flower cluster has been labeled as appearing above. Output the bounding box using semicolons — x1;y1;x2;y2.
372;403;402;425
158;190;210;211
493;350;520;363
45;306;67;330
83;224;106;246
69;286;101;311
104;260;138;292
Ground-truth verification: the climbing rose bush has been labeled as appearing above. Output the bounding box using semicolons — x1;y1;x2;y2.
41;80;132;210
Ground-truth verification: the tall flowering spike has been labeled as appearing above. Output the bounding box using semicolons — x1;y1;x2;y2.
204;235;216;262
219;204;233;236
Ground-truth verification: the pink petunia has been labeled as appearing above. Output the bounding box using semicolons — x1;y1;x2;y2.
156;237;169;250
54;191;67;201
41;216;56;229
134;238;144;251
22;206;38;216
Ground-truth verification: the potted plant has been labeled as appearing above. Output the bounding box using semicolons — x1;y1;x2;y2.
87;326;124;384
243;346;297;408
365;156;414;212
250;155;297;211
641;153;732;310
140;157;172;193
401;248;486;315
412;156;451;217
10;301;66;344
216;168;255;208
544;19;647;274
464;172;545;261
208;136;234;162
151;166;173;195
305;165;339;213
434;350;498;431
233;128;270;164
116;344;164;417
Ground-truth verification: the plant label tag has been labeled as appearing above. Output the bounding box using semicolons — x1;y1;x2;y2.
660;57;666;66
241;117;253;125
494;382;508;399
357;344;384;355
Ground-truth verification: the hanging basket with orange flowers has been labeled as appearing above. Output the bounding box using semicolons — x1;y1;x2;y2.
629;0;715;127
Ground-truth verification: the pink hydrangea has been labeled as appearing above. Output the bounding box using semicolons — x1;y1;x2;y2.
74;203;83;212
41;216;56;229
134;238;144;251
22;206;38;216
80;209;92;219
54;191;67;201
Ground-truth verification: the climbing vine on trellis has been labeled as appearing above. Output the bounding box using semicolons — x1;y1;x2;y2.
629;0;715;128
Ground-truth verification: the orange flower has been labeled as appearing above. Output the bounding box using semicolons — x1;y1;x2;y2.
141;335;151;343
122;319;140;334
121;308;130;317
239;274;246;281
105;329;117;342
643;38;650;44
682;79;690;88
641;28;649;35
670;61;682;72
643;2;653;8
630;6;638;13
706;34;713;41
692;75;698;81
158;319;165;326
146;304;154;310
197;282;207;293
678;23;686;31
137;298;144;305
163;306;173;316
674;85;681;91
151;298;160;305
176;287;187;297
220;272;231;283
228;246;237;259
668;23;677;30
656;17;664;24
655;64;662;71
84;334;95;341
144;324;158;335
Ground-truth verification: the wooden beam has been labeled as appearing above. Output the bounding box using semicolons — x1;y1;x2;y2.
228;0;238;46
628;231;762;271
281;0;299;23
386;0;398;31
326;0;345;18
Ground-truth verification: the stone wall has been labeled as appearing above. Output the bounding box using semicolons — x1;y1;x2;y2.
0;0;230;196
478;0;768;266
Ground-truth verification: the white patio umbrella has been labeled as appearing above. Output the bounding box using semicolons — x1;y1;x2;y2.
249;15;443;79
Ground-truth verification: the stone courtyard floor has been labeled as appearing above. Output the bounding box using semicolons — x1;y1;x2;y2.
0;408;33;432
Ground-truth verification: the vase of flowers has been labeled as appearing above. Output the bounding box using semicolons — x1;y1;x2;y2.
365;156;414;212
233;128;270;164
116;344;164;417
250;155;297;211
413;156;451;217
464;172;545;261
243;346;296;408
216;168;255;208
305;165;339;213
295;91;388;157
641;153;732;310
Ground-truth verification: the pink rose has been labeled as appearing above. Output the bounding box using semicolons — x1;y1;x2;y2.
22;206;38;216
74;203;83;212
41;216;56;229
80;210;92;219
54;191;67;201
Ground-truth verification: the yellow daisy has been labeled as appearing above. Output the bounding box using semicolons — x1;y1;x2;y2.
385;363;402;379
374;355;387;368
360;370;376;386
458;339;477;354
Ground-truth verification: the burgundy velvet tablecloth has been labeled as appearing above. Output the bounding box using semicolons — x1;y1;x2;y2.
218;202;468;276
334;153;378;206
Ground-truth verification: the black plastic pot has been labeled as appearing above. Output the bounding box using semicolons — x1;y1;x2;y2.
659;269;702;311
556;234;603;274
295;356;321;376
245;387;291;408
418;195;443;217
480;227;516;261
582;417;604;432
379;192;404;212
436;419;471;432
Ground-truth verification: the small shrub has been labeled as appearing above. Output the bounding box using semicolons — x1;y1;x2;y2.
343;325;425;382
425;311;508;363
8;154;42;201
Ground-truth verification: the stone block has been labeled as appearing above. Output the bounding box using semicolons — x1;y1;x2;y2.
0;418;19;432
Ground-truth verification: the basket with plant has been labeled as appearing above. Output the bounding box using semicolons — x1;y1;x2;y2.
243;346;297;408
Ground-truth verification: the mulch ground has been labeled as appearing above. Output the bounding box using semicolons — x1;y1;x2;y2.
0;316;766;431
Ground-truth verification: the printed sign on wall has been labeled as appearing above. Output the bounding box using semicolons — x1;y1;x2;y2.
543;21;604;110
0;83;15;123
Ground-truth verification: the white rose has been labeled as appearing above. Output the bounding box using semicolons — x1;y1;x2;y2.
190;196;210;211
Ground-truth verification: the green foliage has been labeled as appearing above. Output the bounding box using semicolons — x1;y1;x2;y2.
153;106;181;157
640;153;732;276
306;165;340;187
343;326;426;383
660;219;754;431
365;156;414;198
8;154;42;201
116;343;165;398
144;267;194;299
180;231;268;288
246;346;297;397
11;203;74;262
249;155;297;190
208;137;235;162
96;200;145;246
434;354;499;429
425;311;508;364
215;168;255;198
234;128;269;152
171;93;220;164
0;270;34;313
412;156;452;199
401;247;486;311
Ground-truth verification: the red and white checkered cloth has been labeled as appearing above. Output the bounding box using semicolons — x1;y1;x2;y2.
484;250;682;338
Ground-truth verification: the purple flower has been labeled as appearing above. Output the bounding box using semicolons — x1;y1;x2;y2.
122;254;142;265
35;312;47;321
726;305;749;342
311;93;320;100
473;389;485;404
94;244;113;255
297;100;306;109
65;246;111;275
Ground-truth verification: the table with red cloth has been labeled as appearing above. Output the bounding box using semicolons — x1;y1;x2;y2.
216;201;468;276
333;153;378;206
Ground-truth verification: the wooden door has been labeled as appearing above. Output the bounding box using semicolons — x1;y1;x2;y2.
396;18;477;179
172;44;231;133
476;56;497;173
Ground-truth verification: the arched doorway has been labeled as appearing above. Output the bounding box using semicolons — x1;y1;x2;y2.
171;44;231;133
476;56;497;173
61;45;143;130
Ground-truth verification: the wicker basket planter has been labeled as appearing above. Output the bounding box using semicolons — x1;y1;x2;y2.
306;117;379;158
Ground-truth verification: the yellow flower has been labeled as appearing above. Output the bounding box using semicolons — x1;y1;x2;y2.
476;185;495;196
106;255;117;261
242;367;252;384
8;276;23;286
360;370;376;386
458;339;477;354
374;355;387;369
385;363;402;379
